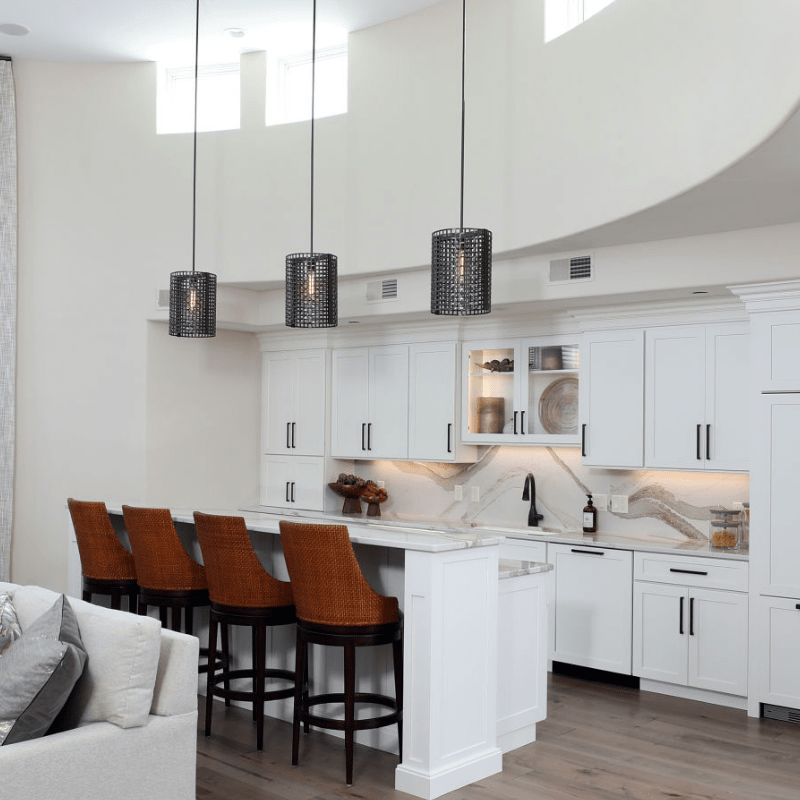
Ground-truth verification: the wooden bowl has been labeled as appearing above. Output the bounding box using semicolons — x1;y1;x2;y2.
328;483;365;515
362;494;388;517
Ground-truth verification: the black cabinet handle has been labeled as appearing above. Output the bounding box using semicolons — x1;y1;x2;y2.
367;423;372;451
582;424;586;457
287;422;291;449
706;424;710;461
290;482;295;503
669;568;708;576
292;422;296;449
285;482;290;502
679;596;684;635
696;424;701;460
571;548;604;556
447;423;452;453
361;423;366;451
689;597;695;636
520;410;526;435
795;604;800;610
513;411;518;435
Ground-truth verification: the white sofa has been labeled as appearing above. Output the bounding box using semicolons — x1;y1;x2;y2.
0;582;199;800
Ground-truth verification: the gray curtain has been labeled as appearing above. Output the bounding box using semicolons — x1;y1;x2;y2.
0;59;17;581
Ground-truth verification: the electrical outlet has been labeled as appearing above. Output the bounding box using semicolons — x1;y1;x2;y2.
594;493;608;511
611;495;628;513
378;481;385;489
470;486;480;503
454;485;463;501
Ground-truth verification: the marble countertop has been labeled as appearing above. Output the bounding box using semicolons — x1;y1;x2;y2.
498;559;554;580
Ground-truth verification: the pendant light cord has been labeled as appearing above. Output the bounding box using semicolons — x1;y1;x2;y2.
191;0;200;274
310;0;317;255
459;0;466;232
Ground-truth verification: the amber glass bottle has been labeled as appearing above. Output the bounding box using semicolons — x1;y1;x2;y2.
583;494;598;533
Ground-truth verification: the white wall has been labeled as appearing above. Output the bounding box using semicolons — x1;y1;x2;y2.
11;0;800;587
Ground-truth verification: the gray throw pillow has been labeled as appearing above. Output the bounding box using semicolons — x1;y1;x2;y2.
0;594;88;745
0;593;21;655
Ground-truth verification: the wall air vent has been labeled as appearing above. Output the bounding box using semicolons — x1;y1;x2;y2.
764;704;800;726
366;278;398;304
549;255;593;284
157;289;170;309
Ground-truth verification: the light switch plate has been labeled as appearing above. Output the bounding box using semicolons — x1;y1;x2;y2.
454;485;463;501
470;486;480;503
378;481;386;489
593;493;608;511
611;495;628;513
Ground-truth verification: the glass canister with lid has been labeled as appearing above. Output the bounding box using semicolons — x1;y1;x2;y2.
709;507;741;551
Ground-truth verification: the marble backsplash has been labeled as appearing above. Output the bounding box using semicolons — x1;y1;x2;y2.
336;446;749;542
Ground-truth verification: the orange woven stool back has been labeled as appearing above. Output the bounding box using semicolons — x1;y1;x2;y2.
194;512;293;609
279;521;399;627
122;505;207;592
68;499;136;582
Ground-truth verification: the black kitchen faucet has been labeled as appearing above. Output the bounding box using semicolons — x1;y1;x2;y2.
522;473;544;527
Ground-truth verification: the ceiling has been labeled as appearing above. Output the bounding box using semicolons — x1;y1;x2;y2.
0;0;444;63
4;1;800;259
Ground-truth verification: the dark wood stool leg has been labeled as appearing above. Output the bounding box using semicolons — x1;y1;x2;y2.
171;606;182;633
251;626;258;720
221;622;231;707
82;589;91;603
159;605;168;626
292;632;305;766
302;646;310;734
344;641;356;786
138;598;148;616
185;605;194;636
110;589;122;611
205;616;217;738
255;622;267;751
128;588;138;614
393;637;403;762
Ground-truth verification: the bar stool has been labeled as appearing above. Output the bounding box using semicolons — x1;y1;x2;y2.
67;498;138;612
194;511;297;751
121;504;226;677
279;521;402;786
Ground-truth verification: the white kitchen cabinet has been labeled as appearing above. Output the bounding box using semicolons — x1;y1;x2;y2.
549;543;633;674
645;323;748;471
752;393;800;599
262;349;326;456
497;569;550;753
579;329;644;468
462;337;580;446
752;595;800;710
499;539;547;564
751;308;800;392
260;455;324;511
633;552;748;698
409;341;476;462
331;345;409;460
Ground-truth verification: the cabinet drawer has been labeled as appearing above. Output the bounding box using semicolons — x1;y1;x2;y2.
500;539;547;563
634;551;748;592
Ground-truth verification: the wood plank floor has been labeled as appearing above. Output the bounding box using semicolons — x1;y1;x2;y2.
196;673;800;800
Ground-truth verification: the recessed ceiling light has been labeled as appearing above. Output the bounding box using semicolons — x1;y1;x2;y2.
348;320;360;324
0;23;30;36
692;290;709;295
224;28;245;39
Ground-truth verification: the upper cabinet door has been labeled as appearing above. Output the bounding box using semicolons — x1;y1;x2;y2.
368;345;409;459
705;323;749;471
262;352;297;454
293;349;326;456
409;341;458;461
645;326;706;470
330;347;371;459
752;309;800;392
580;329;644;468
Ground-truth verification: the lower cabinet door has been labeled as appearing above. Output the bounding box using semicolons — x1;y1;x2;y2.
261;455;324;512
550;544;633;674
633;581;688;685
754;595;800;708
687;587;748;696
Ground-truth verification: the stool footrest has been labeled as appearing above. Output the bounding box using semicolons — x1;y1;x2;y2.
211;668;295;703
300;692;401;732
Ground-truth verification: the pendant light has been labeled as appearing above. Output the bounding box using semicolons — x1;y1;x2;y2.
431;0;492;316
169;0;217;338
285;0;338;328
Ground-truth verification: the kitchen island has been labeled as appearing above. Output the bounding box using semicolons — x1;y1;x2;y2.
68;506;552;800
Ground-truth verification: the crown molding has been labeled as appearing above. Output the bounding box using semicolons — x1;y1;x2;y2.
729;280;800;313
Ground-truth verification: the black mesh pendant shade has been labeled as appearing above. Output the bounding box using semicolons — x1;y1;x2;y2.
431;227;492;315
285;253;338;328
169;271;217;337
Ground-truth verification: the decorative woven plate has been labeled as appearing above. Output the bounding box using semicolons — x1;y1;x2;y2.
538;376;579;435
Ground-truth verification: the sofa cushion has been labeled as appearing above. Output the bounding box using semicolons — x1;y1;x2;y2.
0;594;88;745
0;592;21;654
